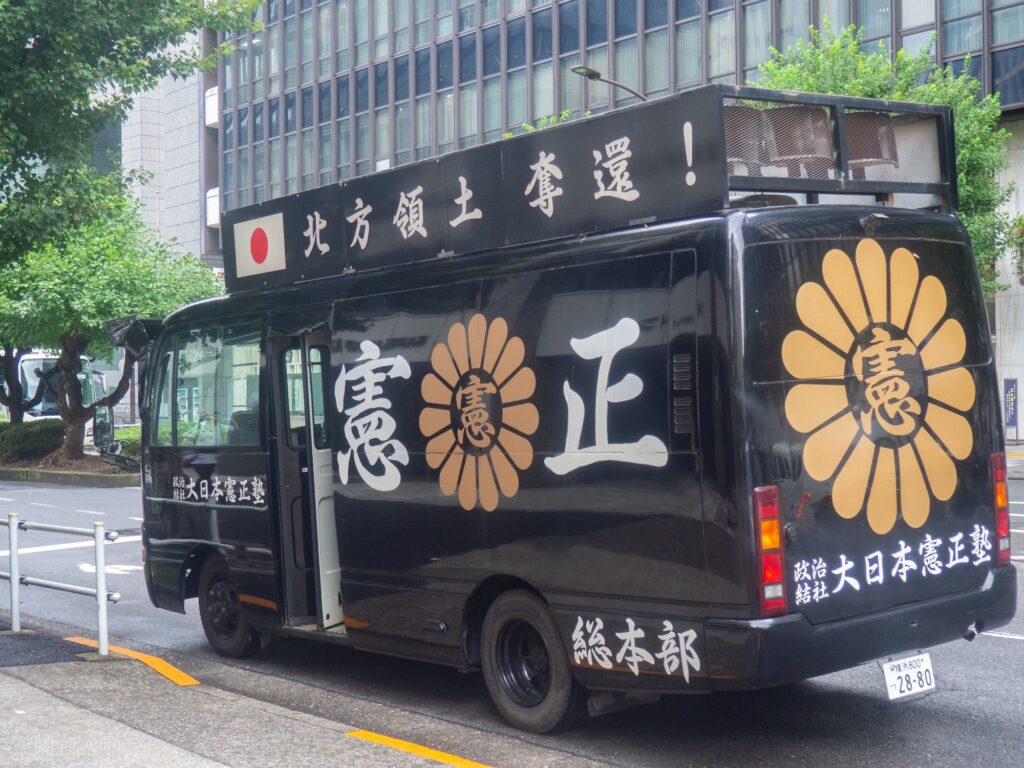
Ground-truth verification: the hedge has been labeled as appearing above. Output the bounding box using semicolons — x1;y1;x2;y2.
115;425;142;458
0;420;66;463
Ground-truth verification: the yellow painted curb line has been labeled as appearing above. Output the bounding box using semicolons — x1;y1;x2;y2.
346;730;491;768
64;637;199;687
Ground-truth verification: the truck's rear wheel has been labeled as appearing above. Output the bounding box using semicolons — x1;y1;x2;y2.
481;590;586;733
198;555;260;658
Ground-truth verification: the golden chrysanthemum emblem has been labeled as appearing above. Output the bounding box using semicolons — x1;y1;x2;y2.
782;238;976;535
420;314;539;511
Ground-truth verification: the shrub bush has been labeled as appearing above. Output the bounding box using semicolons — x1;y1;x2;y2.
115;425;142;457
0;420;66;463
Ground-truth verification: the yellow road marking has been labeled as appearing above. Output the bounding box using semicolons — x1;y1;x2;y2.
346;730;491;768
1008;452;1024;457
64;637;199;687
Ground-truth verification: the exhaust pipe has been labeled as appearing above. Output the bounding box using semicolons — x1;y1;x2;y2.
963;622;978;642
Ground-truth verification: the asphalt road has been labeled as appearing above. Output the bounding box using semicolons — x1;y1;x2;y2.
1;479;1023;768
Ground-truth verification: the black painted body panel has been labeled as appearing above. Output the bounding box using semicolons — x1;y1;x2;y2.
141;205;1015;694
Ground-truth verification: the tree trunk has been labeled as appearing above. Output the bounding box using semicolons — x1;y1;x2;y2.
59;418;87;462
38;333;90;466
0;345;44;425
0;344;26;424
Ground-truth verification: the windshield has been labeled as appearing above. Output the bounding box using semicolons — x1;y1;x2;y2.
20;358;96;414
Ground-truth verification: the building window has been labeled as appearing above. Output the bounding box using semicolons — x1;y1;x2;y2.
943;0;982;58
858;0;891;54
437;40;454;153
507;16;528;128
993;44;1024;105
337;0;351;71
317;3;332;79
778;0;809;52
817;0;849;27
374;0;390;59
675;1;701;88
743;1;770;81
584;0;609;106
355;0;369;66
708;4;736;83
992;1;1024;47
533;9;554;118
560;0;582;115
285;16;298;89
355;67;370;174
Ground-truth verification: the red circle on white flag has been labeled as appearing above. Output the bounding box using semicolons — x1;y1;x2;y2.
250;228;269;264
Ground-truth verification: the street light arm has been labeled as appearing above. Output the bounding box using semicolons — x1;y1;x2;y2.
570;65;648;102
595;75;648;103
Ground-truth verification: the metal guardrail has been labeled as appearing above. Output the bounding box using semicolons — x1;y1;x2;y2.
1;512;122;655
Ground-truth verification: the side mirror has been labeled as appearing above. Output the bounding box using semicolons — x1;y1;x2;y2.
93;404;114;449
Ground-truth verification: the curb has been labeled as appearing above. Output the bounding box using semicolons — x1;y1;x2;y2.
0;467;139;488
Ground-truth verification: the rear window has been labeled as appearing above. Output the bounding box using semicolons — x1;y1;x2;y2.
744;235;991;386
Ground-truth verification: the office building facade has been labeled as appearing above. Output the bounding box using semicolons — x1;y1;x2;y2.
203;0;1024;419
211;0;1024;212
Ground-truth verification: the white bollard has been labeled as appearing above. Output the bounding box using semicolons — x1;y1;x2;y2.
8;512;20;633
94;522;108;656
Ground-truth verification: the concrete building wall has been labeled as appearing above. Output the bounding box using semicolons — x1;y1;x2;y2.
120;50;205;263
995;116;1024;438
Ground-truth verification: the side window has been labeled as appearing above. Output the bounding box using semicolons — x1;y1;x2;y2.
177;329;223;446
220;328;262;446
151;349;175;446
308;345;330;449
282;346;306;448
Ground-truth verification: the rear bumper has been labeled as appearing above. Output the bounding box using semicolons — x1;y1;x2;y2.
704;565;1017;690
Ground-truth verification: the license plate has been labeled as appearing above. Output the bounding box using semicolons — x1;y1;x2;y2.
879;652;936;700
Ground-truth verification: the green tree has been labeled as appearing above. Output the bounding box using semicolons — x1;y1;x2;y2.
0;167;143;425
755;23;1012;294
0;0;258;200
0;171;222;462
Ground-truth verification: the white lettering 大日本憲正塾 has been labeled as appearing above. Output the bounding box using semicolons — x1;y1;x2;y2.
544;318;668;475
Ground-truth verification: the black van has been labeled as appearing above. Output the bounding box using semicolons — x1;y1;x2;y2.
136;86;1016;733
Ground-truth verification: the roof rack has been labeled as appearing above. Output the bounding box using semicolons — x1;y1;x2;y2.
221;84;956;294
721;85;955;210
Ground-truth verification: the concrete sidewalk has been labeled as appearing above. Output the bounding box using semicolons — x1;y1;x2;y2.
0;631;451;768
0;622;593;768
1008;449;1024;481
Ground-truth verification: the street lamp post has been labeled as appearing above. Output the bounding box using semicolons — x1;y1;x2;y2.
570;65;648;103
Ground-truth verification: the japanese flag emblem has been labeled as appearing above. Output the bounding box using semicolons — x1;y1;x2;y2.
233;213;286;277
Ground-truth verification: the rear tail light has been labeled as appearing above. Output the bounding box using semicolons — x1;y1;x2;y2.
992;452;1011;566
754;485;787;617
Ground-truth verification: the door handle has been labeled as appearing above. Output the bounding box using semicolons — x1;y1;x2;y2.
301;467;309;474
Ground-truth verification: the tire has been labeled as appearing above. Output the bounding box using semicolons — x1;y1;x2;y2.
480;590;587;734
197;555;260;658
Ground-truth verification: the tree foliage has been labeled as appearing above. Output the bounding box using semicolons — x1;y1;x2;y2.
0;0;259;194
0;169;222;460
755;23;1012;294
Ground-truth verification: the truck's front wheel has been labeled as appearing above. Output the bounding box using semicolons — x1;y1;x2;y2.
481;590;586;733
198;555;260;658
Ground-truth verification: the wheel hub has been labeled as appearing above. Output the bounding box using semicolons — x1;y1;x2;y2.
495;618;552;708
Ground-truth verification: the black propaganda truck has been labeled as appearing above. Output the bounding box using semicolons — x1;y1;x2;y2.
133;86;1016;733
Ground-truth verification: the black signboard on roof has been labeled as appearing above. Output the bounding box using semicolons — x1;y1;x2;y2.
221;86;725;294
